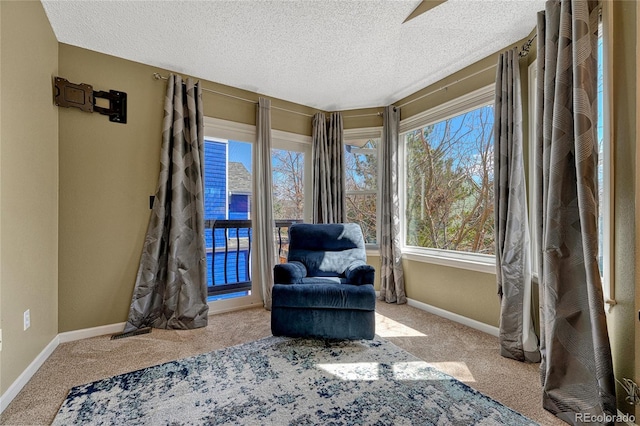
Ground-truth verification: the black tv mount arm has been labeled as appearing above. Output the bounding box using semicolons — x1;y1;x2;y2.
53;77;127;124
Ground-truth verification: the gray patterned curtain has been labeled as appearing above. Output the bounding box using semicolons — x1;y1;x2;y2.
378;106;406;304
535;1;616;423
255;97;276;309
124;74;208;332
494;48;540;363
312;112;346;224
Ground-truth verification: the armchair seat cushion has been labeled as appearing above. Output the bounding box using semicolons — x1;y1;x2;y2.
272;283;376;311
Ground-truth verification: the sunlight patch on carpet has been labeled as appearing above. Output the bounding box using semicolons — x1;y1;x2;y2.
429;361;477;382
375;312;427;337
316;362;380;381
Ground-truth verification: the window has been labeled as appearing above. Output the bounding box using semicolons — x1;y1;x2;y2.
400;87;495;270
596;11;614;303
203;137;253;302
271;130;312;223
344;131;380;246
203;117;263;311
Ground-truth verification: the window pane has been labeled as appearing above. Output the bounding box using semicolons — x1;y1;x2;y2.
346;192;377;245
345;139;377;191
345;138;379;245
404;105;495;255
271;148;304;221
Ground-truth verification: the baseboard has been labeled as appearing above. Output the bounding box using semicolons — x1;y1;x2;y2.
58;322;126;344
0;335;59;413
0;321;126;414
406;297;499;337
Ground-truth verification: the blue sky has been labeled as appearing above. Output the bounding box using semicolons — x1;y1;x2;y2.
228;140;252;171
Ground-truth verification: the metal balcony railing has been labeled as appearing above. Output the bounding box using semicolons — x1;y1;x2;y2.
205;219;302;298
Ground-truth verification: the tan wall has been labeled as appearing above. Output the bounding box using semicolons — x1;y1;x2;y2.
0;1;59;394
366;254;381;291
343;107;384;130
403;260;499;327
609;0;638;416
395;37;522;122
58;45;165;332
57;45;323;332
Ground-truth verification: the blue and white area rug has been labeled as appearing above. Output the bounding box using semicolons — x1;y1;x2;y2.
53;336;537;425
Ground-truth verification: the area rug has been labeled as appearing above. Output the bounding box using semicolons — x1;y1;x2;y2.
53;336;537;425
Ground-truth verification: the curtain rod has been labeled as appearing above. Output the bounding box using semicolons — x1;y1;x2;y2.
154;66;495;120
395;63;496;109
519;33;537;58
153;72;315;118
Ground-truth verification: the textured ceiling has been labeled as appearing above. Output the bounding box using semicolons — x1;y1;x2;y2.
41;0;544;111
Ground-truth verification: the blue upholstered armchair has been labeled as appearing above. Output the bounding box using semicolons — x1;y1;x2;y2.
271;223;376;340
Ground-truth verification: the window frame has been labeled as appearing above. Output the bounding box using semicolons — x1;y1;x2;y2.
203;117;264;312
343;127;383;250
398;85;496;274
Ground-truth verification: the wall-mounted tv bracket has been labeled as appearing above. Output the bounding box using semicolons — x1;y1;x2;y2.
54;77;127;124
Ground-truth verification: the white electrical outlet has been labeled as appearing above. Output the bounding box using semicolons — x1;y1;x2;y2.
23;309;30;331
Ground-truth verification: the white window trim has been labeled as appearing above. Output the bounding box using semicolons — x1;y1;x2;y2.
204;116;255;143
403;248;496;274
398;85;496;274
344;127;383;140
399;85;495;135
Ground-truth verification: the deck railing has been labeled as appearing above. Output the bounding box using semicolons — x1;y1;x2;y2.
205;219;302;298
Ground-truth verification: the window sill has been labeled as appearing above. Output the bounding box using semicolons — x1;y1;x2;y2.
402;248;495;275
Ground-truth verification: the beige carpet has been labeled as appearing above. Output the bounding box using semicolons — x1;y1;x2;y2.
0;302;565;425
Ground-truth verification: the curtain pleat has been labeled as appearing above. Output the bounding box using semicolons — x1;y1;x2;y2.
378;106;406;304
494;48;540;363
312;112;345;224
255;97;276;309
535;1;616;423
124;74;208;332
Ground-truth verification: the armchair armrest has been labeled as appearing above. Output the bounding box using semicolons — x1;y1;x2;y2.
344;261;375;285
274;261;307;284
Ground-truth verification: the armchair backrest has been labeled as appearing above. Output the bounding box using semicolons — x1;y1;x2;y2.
287;223;367;277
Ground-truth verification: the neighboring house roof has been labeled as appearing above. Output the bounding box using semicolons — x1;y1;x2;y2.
228;162;251;195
